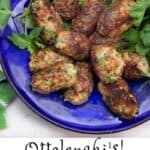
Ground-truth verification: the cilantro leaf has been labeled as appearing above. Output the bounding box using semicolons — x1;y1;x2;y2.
0;108;6;129
0;71;6;83
130;0;150;27
0;82;15;109
135;41;149;56
18;4;35;29
8;33;28;49
0;76;15;129
122;28;140;43
144;72;150;78
140;24;150;47
28;27;42;39
105;0;116;5
0;0;11;29
79;0;84;5
0;0;10;10
8;28;45;53
63;21;71;31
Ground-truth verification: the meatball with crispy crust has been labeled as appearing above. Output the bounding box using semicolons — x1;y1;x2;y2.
72;0;106;36
90;31;121;48
29;47;72;72
54;0;79;20
31;63;77;94
64;62;94;105
121;51;150;80
31;0;64;44
91;45;124;83
98;79;138;120
55;31;91;60
97;0;134;37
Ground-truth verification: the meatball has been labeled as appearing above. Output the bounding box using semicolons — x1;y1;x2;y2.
98;79;138;120
29;47;72;72
31;0;64;44
97;0;134;37
54;0;79;20
90;31;121;48
31;63;77;94
121;51;150;80
64;62;94;105
91;45;124;83
72;0;106;36
55;31;91;60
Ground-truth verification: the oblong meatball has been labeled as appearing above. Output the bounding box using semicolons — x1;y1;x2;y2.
91;45;124;83
64;62;94;105
31;63;77;94
55;31;91;60
98;79;138;120
97;0;134;37
31;0;64;44
54;0;79;20
121;51;150;80
29;47;72;72
72;0;106;36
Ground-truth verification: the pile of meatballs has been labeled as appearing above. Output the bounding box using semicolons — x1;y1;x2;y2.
29;0;150;120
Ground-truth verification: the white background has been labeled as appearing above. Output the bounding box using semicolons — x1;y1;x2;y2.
0;97;150;137
0;138;149;150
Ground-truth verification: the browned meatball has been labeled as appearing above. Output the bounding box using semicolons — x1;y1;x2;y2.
72;0;106;36
98;79;138;120
91;45;124;83
31;0;64;44
90;31;121;48
64;62;94;105
55;31;91;60
29;47;72;72
54;0;79;20
31;63;77;94
97;0;134;37
121;51;150;80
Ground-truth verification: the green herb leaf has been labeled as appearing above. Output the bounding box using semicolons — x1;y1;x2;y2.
63;21;71;31
130;0;150;27
144;72;150;78
0;78;15;129
0;71;6;83
8;3;46;53
140;24;150;47
135;41;150;56
8;30;46;53
0;82;15;109
0;0;11;29
79;0;84;5
28;27;42;39
105;0;116;5
0;108;6;129
122;28;140;43
18;4;35;29
8;33;28;49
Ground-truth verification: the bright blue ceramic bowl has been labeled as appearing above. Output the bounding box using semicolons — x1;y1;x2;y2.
0;0;150;133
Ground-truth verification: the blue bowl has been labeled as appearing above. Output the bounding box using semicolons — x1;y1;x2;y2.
0;0;150;133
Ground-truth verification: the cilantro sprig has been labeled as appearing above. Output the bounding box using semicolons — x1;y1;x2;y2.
7;5;46;53
8;27;45;53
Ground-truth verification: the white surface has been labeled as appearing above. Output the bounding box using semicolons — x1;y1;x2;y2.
0;97;150;137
